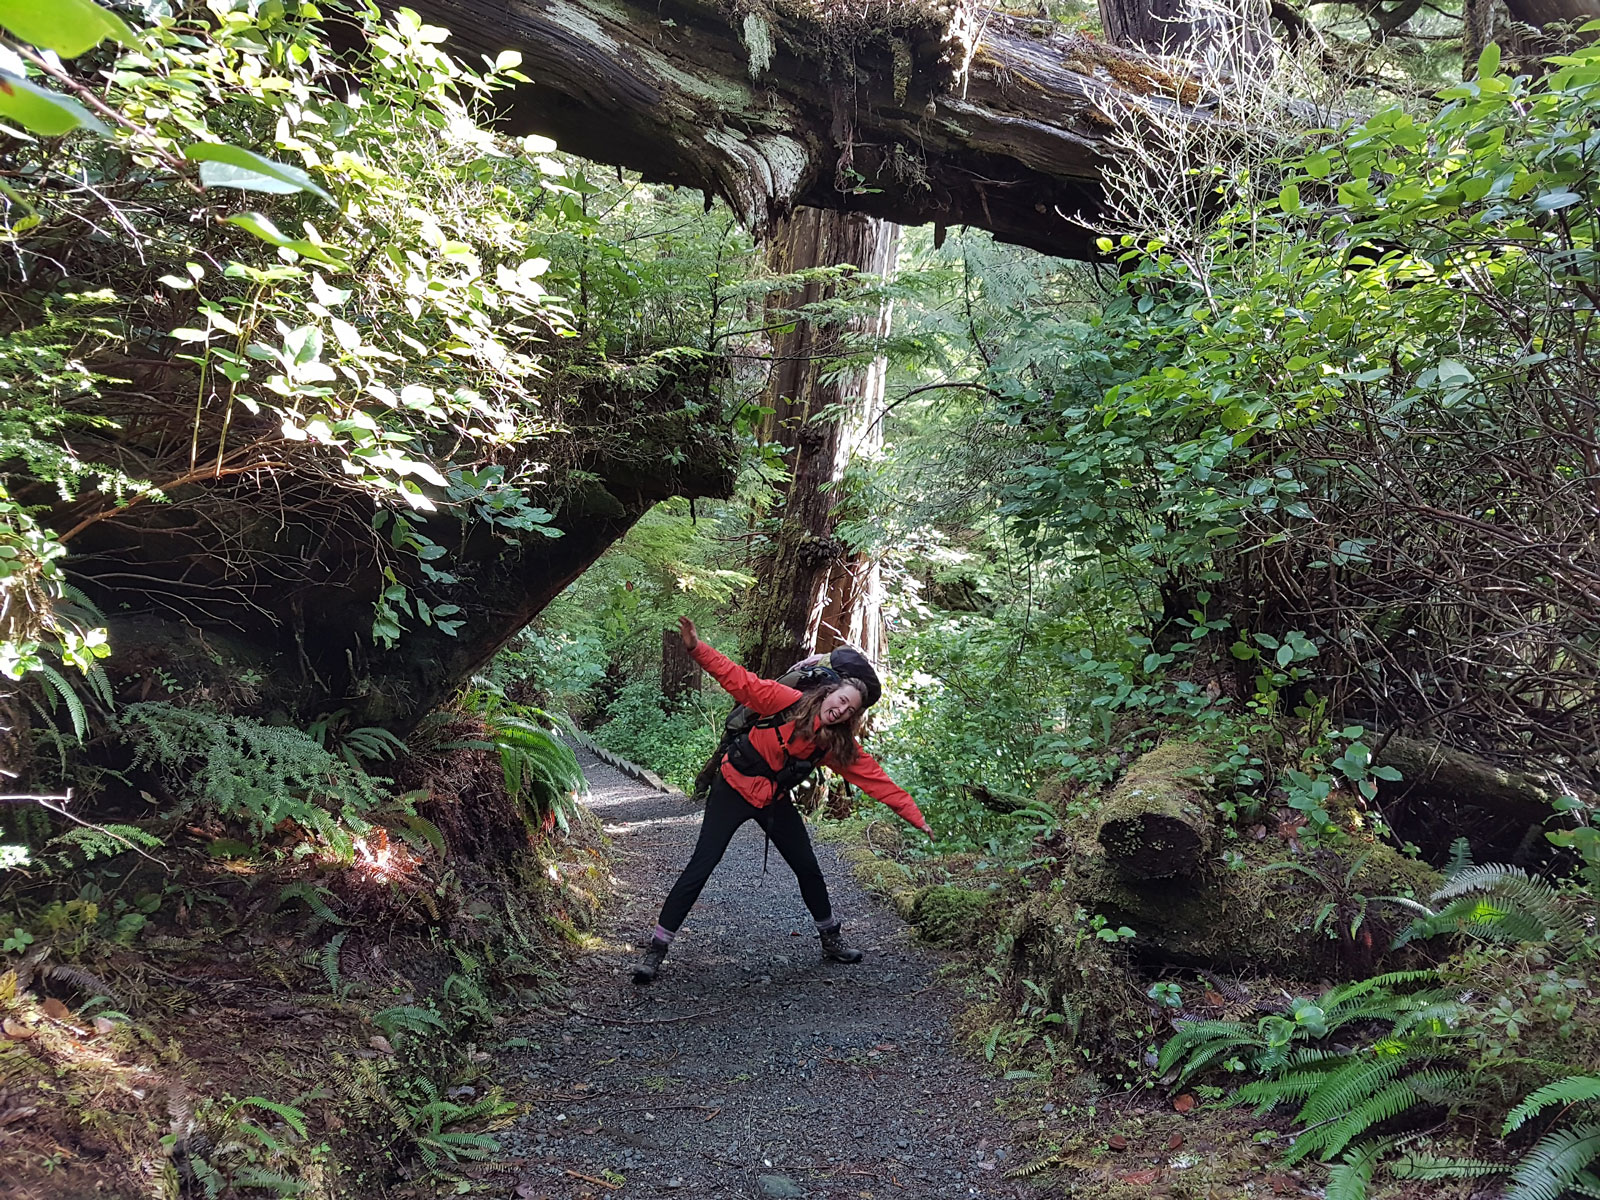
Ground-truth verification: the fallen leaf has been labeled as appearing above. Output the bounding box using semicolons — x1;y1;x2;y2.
1173;1093;1196;1113
1203;989;1225;1006
1167;1133;1185;1150
1108;1134;1128;1151
368;1035;393;1054
1250;824;1268;840
1119;1169;1161;1185
1267;1173;1298;1194
515;1186;537;1199
3;1018;35;1040
42;998;70;1021
93;1017;117;1036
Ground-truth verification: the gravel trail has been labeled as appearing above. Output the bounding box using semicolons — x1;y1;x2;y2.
500;750;1037;1200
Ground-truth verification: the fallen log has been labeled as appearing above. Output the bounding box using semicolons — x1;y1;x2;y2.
960;783;1035;815
1375;735;1597;862
400;0;1221;260
1094;741;1216;879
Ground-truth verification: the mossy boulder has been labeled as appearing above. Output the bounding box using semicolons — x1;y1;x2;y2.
911;885;994;945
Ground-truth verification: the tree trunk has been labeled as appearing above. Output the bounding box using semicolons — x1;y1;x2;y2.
1099;0;1197;52
1466;0;1600;75
399;0;1220;260
741;208;899;681
661;628;701;701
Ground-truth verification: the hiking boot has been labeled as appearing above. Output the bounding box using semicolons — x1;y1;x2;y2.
632;937;670;985
819;924;864;964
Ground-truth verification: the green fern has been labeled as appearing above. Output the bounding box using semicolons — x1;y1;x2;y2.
1399;864;1583;951
228;1097;309;1140
1507;1123;1600;1200
43;823;163;863
1326;1137;1397;1200
1443;836;1475;880
119;702;390;847
1506;1076;1600;1134
441;699;585;828
228;1167;305;1195
321;932;348;1000
276;882;346;928
371;1005;446;1039
1390;1152;1507;1180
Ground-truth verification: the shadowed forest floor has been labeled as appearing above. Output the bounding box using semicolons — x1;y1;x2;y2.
497;750;1040;1199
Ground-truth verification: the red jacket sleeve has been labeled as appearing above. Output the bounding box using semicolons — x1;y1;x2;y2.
831;749;928;831
690;641;803;717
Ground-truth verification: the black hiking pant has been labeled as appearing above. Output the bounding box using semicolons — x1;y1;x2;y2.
657;776;832;933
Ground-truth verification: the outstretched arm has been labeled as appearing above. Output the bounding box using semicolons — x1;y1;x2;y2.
834;750;931;835
679;618;803;717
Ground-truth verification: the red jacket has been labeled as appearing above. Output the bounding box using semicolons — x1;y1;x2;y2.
691;641;928;831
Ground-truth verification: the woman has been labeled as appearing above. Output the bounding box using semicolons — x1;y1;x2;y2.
632;617;932;985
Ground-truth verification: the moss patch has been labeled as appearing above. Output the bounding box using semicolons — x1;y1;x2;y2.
912;885;995;945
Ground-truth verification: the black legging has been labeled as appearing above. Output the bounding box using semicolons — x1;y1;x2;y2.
657;776;832;932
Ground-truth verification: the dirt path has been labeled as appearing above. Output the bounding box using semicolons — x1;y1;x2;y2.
500;750;1038;1200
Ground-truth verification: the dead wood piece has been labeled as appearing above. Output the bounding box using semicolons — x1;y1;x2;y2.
1095;741;1216;879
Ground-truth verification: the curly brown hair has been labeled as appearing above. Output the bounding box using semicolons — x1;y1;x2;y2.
786;681;866;768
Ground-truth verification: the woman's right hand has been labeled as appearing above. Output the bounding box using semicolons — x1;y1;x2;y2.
678;616;699;651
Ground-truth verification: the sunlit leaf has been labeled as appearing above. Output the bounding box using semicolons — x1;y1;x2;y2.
0;0;137;58
223;212;346;268
0;71;109;137
184;143;334;204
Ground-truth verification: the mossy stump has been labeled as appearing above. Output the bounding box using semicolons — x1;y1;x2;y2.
1095;741;1216;879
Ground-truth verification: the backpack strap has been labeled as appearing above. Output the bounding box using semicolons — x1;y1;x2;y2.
722;711;827;795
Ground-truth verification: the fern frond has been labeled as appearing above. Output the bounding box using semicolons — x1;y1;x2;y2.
277;882;346;927
1320;970;1439;1013
371;1005;445;1039
229;1166;306;1195
231;1097;309;1139
1391;1152;1507;1180
321;932;347;999
1326;1138;1397;1200
1290;1075;1439;1164
1297;1054;1417;1127
1505;1077;1600;1135
1444;837;1475;880
1506;1123;1600;1200
1157;1020;1255;1074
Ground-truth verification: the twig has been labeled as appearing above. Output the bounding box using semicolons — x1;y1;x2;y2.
562;1168;621;1189
7;790;168;871
585;1007;729;1026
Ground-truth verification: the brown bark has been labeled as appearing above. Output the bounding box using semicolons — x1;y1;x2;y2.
398;0;1218;261
1100;0;1197;52
661;628;701;700
742;207;899;680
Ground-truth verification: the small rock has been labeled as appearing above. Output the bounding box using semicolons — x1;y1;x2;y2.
666;1179;685;1190
758;1175;805;1199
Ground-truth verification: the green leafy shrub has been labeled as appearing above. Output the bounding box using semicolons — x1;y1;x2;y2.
590;679;721;793
119;702;393;849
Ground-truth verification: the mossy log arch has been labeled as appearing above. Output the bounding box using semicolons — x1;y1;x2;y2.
400;0;1219;260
